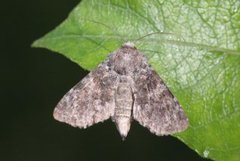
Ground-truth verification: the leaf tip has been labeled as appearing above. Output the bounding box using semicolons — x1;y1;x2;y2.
31;39;41;48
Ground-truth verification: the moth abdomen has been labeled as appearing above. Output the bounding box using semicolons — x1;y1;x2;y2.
113;82;133;139
115;82;133;109
114;108;132;118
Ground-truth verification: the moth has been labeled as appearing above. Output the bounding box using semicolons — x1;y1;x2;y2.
53;42;188;139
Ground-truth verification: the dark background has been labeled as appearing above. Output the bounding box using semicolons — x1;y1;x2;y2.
0;0;212;161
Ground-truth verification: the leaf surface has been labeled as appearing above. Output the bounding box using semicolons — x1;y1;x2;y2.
32;1;240;160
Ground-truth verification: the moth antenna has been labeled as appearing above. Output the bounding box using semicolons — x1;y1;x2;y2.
133;31;175;44
81;18;124;44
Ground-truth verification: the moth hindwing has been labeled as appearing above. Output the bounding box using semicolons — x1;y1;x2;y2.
53;42;188;139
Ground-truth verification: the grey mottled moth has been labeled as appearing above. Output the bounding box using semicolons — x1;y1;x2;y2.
53;42;188;139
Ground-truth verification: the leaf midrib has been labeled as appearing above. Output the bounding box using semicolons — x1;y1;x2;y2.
33;33;240;56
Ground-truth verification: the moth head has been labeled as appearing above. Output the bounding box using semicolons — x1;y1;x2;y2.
122;42;136;49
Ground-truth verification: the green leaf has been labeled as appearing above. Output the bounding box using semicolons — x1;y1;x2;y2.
32;0;240;160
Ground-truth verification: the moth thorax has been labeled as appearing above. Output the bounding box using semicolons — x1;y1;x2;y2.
114;83;133;139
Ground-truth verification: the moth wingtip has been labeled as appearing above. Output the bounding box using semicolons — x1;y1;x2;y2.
53;108;65;123
53;108;60;120
183;119;189;130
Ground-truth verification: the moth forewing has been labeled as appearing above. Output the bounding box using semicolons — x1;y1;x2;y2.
53;63;117;128
132;69;188;135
